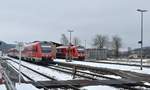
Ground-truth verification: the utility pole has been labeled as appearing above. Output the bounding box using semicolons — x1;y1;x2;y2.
137;9;148;70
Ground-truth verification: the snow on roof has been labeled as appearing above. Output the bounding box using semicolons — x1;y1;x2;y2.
24;42;39;47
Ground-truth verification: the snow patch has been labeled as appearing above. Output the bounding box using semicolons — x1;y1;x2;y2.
0;84;6;90
81;85;117;90
103;75;121;79
16;83;43;90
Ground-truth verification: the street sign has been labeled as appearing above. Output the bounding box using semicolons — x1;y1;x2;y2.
15;42;24;85
16;42;24;51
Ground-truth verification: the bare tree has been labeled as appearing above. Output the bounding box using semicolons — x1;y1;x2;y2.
73;37;81;46
60;34;69;45
112;35;122;58
93;34;108;49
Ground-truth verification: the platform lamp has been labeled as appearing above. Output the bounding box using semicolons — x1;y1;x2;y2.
68;30;74;62
137;9;148;70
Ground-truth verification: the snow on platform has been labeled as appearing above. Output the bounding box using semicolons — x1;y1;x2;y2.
54;59;150;75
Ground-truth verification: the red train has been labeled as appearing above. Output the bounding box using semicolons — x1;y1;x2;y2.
8;41;54;64
56;45;85;60
77;46;86;60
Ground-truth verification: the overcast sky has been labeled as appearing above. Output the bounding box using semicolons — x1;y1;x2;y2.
0;0;150;49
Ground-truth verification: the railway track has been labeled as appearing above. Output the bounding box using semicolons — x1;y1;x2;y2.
1;60;50;90
54;60;150;89
5;57;150;90
6;59;80;90
81;59;150;68
46;62;150;90
47;66;142;90
48;65;119;80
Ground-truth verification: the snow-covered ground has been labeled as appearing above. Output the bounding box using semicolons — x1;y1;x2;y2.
94;58;150;66
0;84;6;90
55;59;150;75
0;83;44;90
16;83;43;90
81;85;117;90
0;84;118;90
108;58;150;62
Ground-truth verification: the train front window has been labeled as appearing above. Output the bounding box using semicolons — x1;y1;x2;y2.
41;46;51;53
77;48;85;53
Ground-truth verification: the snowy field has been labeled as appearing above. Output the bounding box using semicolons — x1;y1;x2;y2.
55;59;150;75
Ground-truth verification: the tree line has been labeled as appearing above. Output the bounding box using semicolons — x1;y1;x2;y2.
60;34;122;58
60;34;81;46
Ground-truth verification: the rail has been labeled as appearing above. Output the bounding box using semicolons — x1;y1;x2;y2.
6;57;150;89
7;58;80;90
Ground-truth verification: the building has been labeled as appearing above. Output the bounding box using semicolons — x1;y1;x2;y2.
86;48;107;60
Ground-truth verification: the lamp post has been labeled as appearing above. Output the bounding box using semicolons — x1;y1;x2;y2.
68;30;74;45
68;30;74;61
137;9;148;70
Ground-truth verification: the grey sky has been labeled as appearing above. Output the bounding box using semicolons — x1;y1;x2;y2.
0;0;150;49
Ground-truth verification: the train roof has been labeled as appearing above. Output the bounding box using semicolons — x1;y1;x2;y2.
24;42;40;47
33;41;62;47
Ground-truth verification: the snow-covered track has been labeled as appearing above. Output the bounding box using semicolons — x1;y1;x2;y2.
47;66;148;90
4;57;150;90
81;59;150;68
8;59;56;81
54;59;150;81
48;65;117;80
5;57;81;90
53;60;150;89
